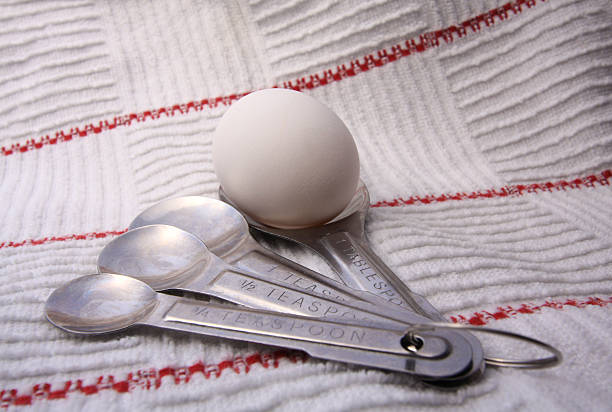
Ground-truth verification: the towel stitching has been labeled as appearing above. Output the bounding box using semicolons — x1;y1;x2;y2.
0;0;542;157
0;230;127;250
450;296;612;325
1;294;609;408
0;350;308;408
1;169;609;251
370;170;612;207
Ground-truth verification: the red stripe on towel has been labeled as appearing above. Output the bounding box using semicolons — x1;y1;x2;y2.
450;296;612;326
1;169;609;251
1;294;608;409
371;170;612;207
0;0;543;158
0;350;308;408
0;230;127;251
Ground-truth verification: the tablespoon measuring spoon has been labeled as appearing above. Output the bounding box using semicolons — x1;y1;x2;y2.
219;181;488;381
129;196;408;311
240;183;560;372
44;273;475;379
98;224;462;330
220;181;436;316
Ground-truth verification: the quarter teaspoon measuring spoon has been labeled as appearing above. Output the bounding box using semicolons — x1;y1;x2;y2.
44;273;475;380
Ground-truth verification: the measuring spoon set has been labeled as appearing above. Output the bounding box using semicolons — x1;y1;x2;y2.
45;183;561;385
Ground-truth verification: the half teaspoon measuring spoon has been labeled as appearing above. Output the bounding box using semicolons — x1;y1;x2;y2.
99;224;484;384
45;273;475;380
97;225;465;331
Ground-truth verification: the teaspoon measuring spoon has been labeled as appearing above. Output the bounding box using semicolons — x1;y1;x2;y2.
129;196;410;312
45;273;475;380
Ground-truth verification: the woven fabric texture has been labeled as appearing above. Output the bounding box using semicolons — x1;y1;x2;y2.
1;0;611;410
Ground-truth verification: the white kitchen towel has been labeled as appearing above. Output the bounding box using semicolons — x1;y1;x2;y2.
1;0;611;410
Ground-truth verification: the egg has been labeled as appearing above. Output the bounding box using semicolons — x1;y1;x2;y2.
212;88;360;229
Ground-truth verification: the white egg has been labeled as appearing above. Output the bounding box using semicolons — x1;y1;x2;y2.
213;88;360;229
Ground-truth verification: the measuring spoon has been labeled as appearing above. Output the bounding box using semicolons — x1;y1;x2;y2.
219;181;487;382
45;273;475;380
129;196;407;311
220;181;437;316
98;224;456;329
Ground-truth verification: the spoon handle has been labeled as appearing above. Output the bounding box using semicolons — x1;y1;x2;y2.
187;259;484;377
311;231;492;384
190;258;433;327
226;238;361;302
314;231;444;320
227;238;422;314
144;294;473;379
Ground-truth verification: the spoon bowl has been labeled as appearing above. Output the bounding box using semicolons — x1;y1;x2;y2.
45;273;158;334
98;225;211;290
327;179;369;223
129;197;249;257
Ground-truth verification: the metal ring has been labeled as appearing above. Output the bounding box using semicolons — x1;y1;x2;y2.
404;322;562;369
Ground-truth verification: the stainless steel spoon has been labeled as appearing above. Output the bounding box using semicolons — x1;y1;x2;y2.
129;196;407;311
219;181;486;381
97;224;457;328
45;273;476;380
219;181;438;316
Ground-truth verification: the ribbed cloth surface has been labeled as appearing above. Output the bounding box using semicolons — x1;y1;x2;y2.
1;0;611;410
